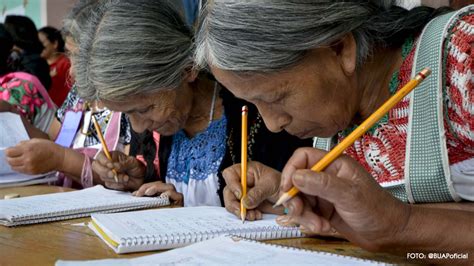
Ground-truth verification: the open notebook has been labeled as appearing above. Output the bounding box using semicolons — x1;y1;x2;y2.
0;185;169;226
57;235;385;265
89;206;304;254
0;113;57;187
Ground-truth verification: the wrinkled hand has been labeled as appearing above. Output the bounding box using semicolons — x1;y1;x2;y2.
278;148;410;251
132;181;184;206
92;151;146;191
222;161;285;221
5;139;65;174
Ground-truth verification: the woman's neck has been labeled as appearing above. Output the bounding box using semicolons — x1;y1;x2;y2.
184;77;223;138
47;53;62;65
354;46;404;124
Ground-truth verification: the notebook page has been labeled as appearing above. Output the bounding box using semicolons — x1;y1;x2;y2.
56;236;386;266
0;185;169;224
92;206;288;241
0;113;30;175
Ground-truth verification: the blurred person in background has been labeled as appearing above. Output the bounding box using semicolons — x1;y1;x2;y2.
39;26;72;106
4;15;51;91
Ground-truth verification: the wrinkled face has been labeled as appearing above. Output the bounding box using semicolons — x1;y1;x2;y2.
38;32;57;60
211;48;359;139
101;82;194;136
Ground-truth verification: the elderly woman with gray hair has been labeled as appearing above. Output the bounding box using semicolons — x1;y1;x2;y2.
195;0;474;257
73;0;310;207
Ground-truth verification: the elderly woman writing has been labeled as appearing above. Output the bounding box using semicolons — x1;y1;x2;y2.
195;0;473;257
73;0;310;207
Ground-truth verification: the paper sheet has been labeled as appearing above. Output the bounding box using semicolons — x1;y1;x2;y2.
56;235;385;265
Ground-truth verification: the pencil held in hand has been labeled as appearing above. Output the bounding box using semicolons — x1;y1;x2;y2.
91;116;119;183
241;105;248;223
274;67;432;207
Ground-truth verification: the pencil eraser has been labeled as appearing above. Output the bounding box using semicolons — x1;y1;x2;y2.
4;193;20;199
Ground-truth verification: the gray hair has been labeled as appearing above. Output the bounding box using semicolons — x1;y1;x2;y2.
62;0;98;44
74;0;193;101
195;0;443;72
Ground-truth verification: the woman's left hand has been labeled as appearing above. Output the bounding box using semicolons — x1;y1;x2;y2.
133;181;184;206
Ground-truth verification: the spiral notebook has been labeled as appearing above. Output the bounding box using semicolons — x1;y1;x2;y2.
89;206;304;254
57;235;385;265
0;185;170;226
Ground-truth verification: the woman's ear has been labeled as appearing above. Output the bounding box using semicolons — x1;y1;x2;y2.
53;40;59;51
331;33;357;77
184;67;198;82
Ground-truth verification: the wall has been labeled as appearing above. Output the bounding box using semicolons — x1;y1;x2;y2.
46;0;76;29
0;0;44;27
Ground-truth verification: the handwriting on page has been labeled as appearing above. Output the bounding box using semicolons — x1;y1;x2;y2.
0;186;157;218
94;207;279;239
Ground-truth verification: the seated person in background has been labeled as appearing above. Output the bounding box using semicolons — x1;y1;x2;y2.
4;15;51;91
39;26;72;107
195;0;474;256
5;0;133;189
73;0;311;207
0;23;55;138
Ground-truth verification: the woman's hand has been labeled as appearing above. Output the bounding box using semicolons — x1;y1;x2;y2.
132;181;184;206
222;161;285;221
5;139;65;174
92;151;146;191
0;101;15;113
278;148;410;251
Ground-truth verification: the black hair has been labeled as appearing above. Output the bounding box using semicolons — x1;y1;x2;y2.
4;15;43;54
0;24;13;76
39;26;65;52
129;130;158;183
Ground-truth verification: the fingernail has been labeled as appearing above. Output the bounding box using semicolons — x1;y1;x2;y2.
287;204;294;215
276;215;290;225
234;190;241;199
243;196;253;208
132;191;137;196
293;174;305;187
299;225;308;232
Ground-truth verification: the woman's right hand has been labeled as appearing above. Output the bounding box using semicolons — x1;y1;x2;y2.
222;161;285;221
132;181;184;206
92;151;146;191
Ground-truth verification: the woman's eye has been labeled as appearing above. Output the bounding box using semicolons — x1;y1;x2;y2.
137;106;153;114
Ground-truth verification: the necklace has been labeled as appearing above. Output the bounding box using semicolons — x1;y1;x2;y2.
208;82;219;126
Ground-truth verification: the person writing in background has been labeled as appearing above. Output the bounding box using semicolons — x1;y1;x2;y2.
5;0;134;190
72;0;311;207
195;0;474;256
38;26;72;107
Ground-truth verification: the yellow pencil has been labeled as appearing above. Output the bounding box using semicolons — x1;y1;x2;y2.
91;116;119;183
274;67;432;207
241;105;248;223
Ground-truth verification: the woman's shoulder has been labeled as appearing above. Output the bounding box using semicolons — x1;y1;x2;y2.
443;12;474;148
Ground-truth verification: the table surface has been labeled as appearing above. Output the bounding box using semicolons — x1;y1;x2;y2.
0;185;407;265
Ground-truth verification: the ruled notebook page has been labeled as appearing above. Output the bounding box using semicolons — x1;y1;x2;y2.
56;236;385;265
90;206;303;253
0;185;169;226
